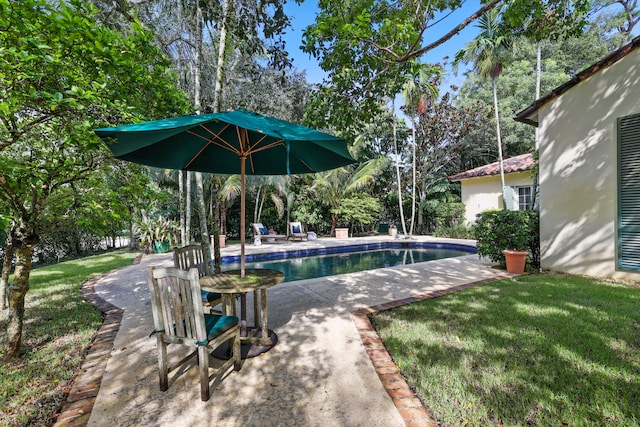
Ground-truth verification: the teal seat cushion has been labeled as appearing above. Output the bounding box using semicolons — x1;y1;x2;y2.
201;290;222;303
204;314;239;340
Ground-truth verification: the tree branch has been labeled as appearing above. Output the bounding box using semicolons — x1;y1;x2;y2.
400;0;502;63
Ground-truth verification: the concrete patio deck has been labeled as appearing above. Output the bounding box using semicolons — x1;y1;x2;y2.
56;236;512;427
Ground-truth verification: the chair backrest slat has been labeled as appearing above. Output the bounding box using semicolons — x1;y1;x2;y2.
173;243;210;277
148;267;206;343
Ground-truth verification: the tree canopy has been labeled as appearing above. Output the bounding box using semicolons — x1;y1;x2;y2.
0;0;190;358
301;0;591;133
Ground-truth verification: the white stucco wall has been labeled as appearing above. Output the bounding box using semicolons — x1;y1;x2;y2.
537;47;640;280
460;172;534;224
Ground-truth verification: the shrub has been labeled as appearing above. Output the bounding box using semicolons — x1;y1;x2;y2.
433;225;473;239
473;210;540;268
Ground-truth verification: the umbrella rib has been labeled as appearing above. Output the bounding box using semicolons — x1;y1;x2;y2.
185;124;241;169
188;123;241;152
247;138;285;174
290;152;314;173
249;139;284;154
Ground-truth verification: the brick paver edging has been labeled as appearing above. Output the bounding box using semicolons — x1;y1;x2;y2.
53;253;143;427
352;273;514;427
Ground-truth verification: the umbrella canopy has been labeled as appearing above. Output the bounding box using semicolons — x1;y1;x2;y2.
96;109;355;175
95;109;356;276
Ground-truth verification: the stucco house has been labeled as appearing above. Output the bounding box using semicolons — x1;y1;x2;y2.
449;153;535;224
515;35;640;281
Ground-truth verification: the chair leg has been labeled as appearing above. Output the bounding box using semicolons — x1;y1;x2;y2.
157;337;169;392
198;346;211;401
233;329;242;371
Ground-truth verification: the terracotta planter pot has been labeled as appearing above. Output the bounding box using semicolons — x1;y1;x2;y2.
503;249;528;274
335;228;349;239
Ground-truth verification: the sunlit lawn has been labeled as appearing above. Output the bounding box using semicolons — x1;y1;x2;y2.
373;273;640;426
0;251;138;427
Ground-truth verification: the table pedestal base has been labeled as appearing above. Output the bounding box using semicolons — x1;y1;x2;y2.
212;327;278;359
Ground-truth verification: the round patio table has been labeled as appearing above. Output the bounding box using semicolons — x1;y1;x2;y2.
200;268;284;357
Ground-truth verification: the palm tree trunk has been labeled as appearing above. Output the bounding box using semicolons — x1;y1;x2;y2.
393;103;408;236
410;123;417;236
492;77;506;207
531;40;542;211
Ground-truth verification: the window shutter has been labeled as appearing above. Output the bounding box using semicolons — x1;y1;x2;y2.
617;113;640;271
503;186;515;211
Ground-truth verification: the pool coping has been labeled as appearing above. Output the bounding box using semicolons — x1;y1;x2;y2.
221;240;476;263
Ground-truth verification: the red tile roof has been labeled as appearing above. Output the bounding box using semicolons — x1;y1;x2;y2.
448;153;535;181
515;35;640;126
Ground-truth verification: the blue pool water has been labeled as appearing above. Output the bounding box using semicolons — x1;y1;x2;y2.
221;242;475;282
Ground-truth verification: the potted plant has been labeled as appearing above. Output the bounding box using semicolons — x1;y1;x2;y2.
474;210;534;274
138;216;179;254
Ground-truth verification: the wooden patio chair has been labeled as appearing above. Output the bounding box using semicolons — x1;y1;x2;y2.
173;243;222;313
147;266;241;401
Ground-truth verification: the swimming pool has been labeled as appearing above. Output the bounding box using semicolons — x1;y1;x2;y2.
221;242;476;282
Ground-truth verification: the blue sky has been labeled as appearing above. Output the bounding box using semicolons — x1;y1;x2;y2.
282;0;483;85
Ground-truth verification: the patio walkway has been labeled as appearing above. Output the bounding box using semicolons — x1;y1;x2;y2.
58;236;512;427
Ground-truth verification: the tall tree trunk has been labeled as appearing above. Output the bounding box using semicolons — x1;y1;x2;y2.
193;3;211;258
213;0;229;114
179;170;186;246
211;179;222;273
410;123;417;236
393;104;408;236
209;0;230;272
331;213;337;237
492;77;506;207
186;171;192;243
1;237;13;310
532;41;542;211
195;173;210;255
4;224;38;360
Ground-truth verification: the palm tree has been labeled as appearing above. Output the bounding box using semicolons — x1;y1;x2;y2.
454;7;510;207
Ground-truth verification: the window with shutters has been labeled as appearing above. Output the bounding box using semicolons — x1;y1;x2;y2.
617;113;640;271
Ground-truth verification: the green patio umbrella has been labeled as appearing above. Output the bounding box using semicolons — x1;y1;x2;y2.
95;109;356;276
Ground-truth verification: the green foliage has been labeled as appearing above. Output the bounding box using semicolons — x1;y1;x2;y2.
473;210;540;267
457;31;613;159
332;193;381;230
0;251;138;426
301;0;591;134
434;202;466;229
137;216;180;252
374;273;640;426
433;225;473;239
0;0;190;239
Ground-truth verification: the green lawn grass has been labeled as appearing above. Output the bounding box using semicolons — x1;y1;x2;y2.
372;273;640;426
0;250;138;427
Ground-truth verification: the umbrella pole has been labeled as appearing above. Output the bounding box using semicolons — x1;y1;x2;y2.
240;154;246;278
